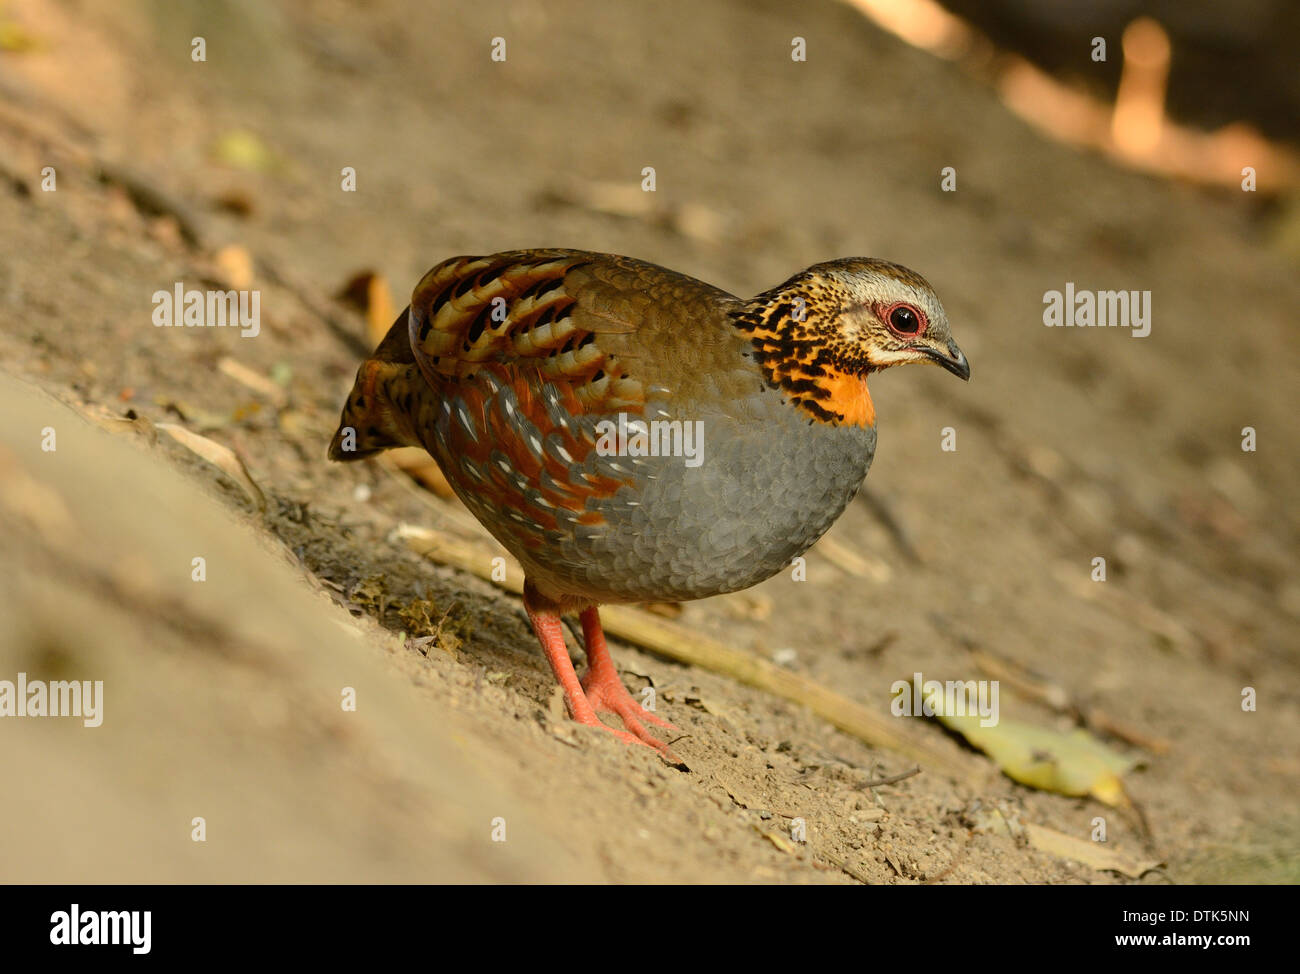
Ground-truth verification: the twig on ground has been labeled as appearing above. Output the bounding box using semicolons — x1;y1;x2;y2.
394;523;987;787
862;766;921;789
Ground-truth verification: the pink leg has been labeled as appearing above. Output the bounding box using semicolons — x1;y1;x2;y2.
524;602;674;754
578;606;678;746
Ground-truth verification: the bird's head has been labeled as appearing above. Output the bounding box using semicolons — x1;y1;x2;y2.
733;257;968;426
811;258;969;381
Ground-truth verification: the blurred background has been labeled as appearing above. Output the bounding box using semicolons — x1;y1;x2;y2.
0;0;1296;883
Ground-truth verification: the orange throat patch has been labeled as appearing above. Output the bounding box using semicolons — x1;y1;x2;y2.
815;368;875;428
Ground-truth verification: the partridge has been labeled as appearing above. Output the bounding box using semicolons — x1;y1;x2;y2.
329;250;969;753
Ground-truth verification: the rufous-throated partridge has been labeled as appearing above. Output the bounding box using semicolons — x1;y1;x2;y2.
330;250;969;754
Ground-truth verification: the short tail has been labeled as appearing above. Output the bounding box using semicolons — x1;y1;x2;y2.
327;308;427;461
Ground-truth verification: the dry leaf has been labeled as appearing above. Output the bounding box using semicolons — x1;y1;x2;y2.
639;601;684;619
719;591;770;621
937;711;1137;808
335;270;396;348
756;828;798;854
79;405;158;444
218;357;286;407
156;423;266;511
365;273;395;347
815;534;892;582
385;447;454;498
967;804;1160;877
213;244;255;289
1023;823;1162;878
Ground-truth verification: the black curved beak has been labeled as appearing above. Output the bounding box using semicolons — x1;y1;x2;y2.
922;339;970;381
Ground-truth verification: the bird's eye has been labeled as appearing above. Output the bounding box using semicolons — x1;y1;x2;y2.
885;303;925;336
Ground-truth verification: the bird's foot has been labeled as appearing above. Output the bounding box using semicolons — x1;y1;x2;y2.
569;708;666;752
580;665;679;753
525;592;681;760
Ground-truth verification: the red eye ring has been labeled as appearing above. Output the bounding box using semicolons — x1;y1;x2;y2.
882;302;927;337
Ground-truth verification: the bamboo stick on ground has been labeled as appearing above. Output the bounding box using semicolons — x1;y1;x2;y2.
394;524;984;787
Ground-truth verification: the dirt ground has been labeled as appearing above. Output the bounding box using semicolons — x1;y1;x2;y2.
0;0;1296;884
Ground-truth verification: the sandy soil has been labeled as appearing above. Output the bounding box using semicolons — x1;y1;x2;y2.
0;0;1296;883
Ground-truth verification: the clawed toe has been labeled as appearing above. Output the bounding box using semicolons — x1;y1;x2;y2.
528;601;681;759
581;675;678;733
574;711;679;759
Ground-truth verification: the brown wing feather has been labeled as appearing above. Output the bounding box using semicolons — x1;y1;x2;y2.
336;250;755;556
405;249;745;415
